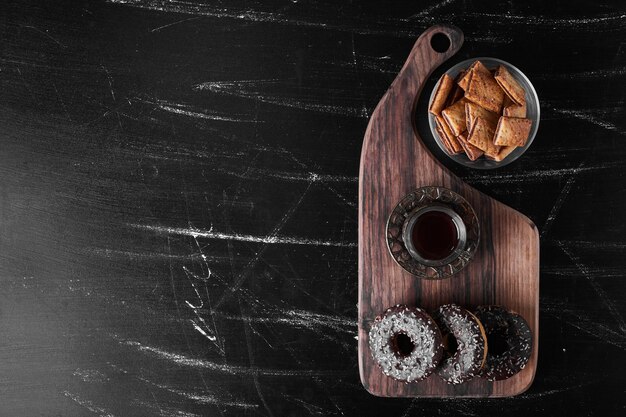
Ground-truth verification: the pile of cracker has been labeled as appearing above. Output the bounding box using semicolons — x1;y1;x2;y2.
429;60;532;162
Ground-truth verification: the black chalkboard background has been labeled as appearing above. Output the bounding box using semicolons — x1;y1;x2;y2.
1;0;625;415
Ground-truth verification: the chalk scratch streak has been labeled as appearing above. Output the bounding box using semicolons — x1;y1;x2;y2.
129;223;357;247
151;16;202;32
463;164;619;185
241;302;275;417
213;181;314;309
205;308;355;334
541;162;583;238
72;368;109;383
22;25;66;48
194;80;368;118
106;1;626;35
550;107;623;134
520;382;593;398
134;97;261;123
542;304;626;350
406;0;457;20
112;334;347;377
136;376;258;409
557;242;626;334
555;240;626;250
535;66;626;80
215;165;357;184
63;391;115;417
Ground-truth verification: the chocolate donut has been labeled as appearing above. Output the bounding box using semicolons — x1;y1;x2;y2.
474;305;532;381
433;304;487;384
369;305;443;382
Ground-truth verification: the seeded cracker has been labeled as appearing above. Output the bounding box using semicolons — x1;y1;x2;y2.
495;65;526;106
467;117;500;158
503;96;527;118
493;116;532;147
465;62;505;114
429;74;454;115
457;62;478;90
441;98;468;136
456;132;484;161
435;116;463;154
494;145;517;162
465;102;499;133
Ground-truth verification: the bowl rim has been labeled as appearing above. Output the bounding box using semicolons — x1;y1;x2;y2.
426;57;540;170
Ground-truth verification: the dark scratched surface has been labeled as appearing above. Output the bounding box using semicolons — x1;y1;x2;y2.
1;0;625;415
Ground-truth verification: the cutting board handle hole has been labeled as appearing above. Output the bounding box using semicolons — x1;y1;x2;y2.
430;33;451;53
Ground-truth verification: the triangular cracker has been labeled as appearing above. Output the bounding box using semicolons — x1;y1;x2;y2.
429;74;454;115
493;145;517;162
457;66;473;90
447;83;465;106
441;98;467;136
465;64;505;114
467;117;500;158
465;102;499;132
435;124;455;154
502;95;527;118
493;116;532;146
456;131;484;161
495;65;526;106
473;61;491;76
435;116;463;154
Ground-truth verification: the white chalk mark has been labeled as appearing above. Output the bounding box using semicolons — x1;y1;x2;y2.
550;107;622;133
555;240;626;251
136;376;258;409
542;305;626;350
208;308;356;334
101;65;116;102
240;304;275;417
134;97;261;123
558;241;626;334
213;181;315;309
541;162;583;238
459;11;626;28
543;265;623;279
406;0;457;20
106;1;626;36
73;368;109;383
190;319;217;341
194;80;368;117
107;0;332;29
132;400;201;417
151;16;202;32
85;247;231;262
535;66;626;80
281;148;358;209
463;163;618;185
216;166;357;184
22;25;67;48
64;391;115;417
129;223;356;247
279;391;339;416
519;382;594;398
112;334;346;377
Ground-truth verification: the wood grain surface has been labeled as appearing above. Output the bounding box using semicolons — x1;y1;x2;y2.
0;0;624;415
358;25;539;397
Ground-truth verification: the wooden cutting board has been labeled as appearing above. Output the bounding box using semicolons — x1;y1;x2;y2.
357;25;539;398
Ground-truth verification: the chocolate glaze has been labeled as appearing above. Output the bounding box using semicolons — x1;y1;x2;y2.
474;305;532;381
433;304;487;384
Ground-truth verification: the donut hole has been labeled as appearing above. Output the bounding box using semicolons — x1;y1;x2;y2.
442;333;459;356
487;332;509;356
389;332;415;357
